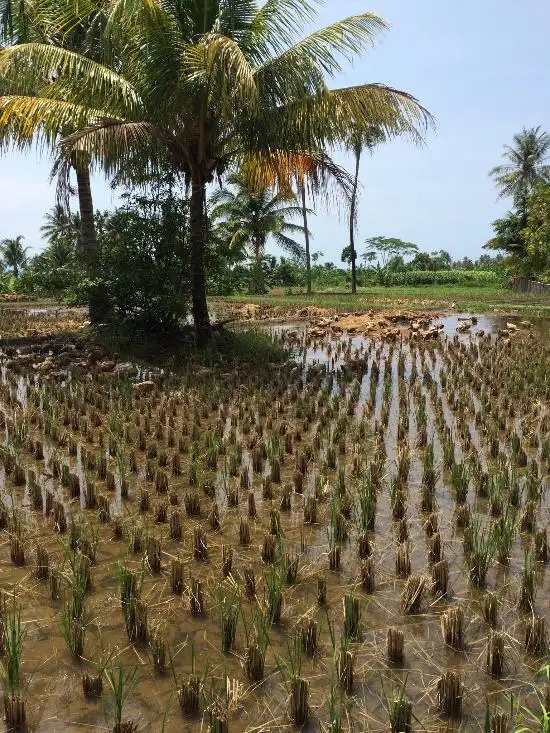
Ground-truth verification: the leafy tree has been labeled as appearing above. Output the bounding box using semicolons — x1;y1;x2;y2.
88;181;190;330
363;236;419;267
408;249;451;271
0;0;431;344
485;210;526;259
0;235;28;276
210;174;307;294
341;245;355;268
363;236;418;285
523;183;550;276
430;249;452;270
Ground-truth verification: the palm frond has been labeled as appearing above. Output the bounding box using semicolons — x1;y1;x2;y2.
241;0;316;62
0;43;141;111
0;95;105;149
60;119;165;180
182;34;259;111
255;13;388;79
273;231;306;262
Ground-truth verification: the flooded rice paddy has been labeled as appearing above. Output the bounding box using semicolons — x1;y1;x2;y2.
1;311;550;731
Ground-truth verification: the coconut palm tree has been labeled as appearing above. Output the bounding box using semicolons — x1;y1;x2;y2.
0;235;28;276
0;0;432;344
490;126;550;214
210;174;307;294
40;204;80;265
347;127;386;294
0;0;109;318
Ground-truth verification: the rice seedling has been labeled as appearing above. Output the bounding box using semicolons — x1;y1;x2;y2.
431;558;449;596
49;566;61;601
424;511;439;537
10;533;26;566
1;597;26;731
243;565;256;598
520;500;537;534
171;558;184;595
247;491;256;518
168;508;182;540
124;596;149;644
218;583;240;653
489;709;510;733
518;550;536;613
317;577;327;606
482;591;499;628
355;474;376;532
486;630;506;677
265;565;283;625
428;531;443;564
387;627;404;665
437;670;463;718
222;545;233;577
525;614;547;656
441;606;465;650
209;501;220;530
82;671;103;698
451;461;469;503
193;526;208;560
464;517;497;587
139;489;150;513
335;635;355;694
535;527;549;563
456;502;471;528
190;578;206;617
283;549;299;584
343;593;361;641
396;542;411;579
106;664;139;733
146;536;162;573
386;684;412;733
184;490;201;517
401;574;425;614
495;506;517;565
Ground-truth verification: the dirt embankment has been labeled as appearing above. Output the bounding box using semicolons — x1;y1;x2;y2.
224;301;442;339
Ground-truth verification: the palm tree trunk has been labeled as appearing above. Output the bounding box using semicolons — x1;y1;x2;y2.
251;237;265;294
301;186;312;295
349;147;361;295
73;157;111;323
190;177;211;346
75;161;98;264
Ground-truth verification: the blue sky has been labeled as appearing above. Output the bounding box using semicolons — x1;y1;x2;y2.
1;0;549;263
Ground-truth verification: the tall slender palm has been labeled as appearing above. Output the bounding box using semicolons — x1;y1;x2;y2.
0;234;28;276
0;0;432;344
211;174;307;294
300;185;312;294
296;154;353;295
347;127;386;294
490;126;550;216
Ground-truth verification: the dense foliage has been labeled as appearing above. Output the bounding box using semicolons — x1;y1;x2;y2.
487;127;550;277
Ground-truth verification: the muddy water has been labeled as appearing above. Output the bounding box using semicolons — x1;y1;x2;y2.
1;317;550;732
